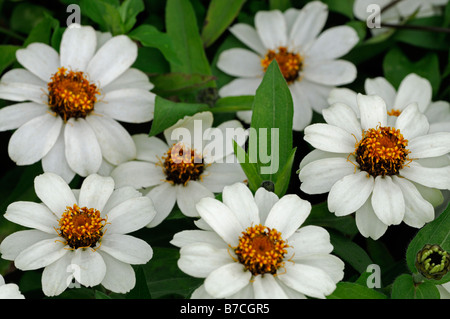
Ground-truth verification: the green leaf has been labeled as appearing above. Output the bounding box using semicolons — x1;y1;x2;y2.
143;247;203;299
273;147;296;197
95;290;112;299
321;0;354;19
249;60;293;183
118;0;145;33
328;282;387;299
406;204;450;285
329;230;374;274
150;73;216;97
23;15;59;47
383;46;441;96
165;0;214;87
269;0;291;11
149;96;209;137
128;24;180;67
80;0;123;35
211;95;254;113
201;0;246;48
233;139;264;193
0;45;19;75
391;274;440;299
10;3;52;34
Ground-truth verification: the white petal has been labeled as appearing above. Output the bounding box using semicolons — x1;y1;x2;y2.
293;79;332;114
0;82;45;103
371;176;405;225
322;102;362;138
204;262;251;298
64;118;102;176
255;10;287;50
15;238;67;270
222;182;260;228
87;35;137;87
327;88;359;115
328;171;374;216
196;197;243;247
200;162;246;193
254;187;279;225
100;233;152;264
106;197;156;234
229;23;266;55
78;174;114;211
392;176;434;228
400;161;450;189
146;182;177;228
265;195;311;239
364;77;396;107
8;113;62;165
176;181;214;217
0;67;46;86
111;161;165;189
357;93;387;130
102;68;154;93
170;230;227;249
5;202;58;234
295;254;345;284
60;25;97;71
34;172;77;217
0;230;55;261
98;251;136;294
0;102;47;131
133;134;168;163
303;60;356;86
304;123;356;153
253;275;288;299
16;43;60;82
289;1;328;49
102;186;142;215
41;127;75;183
95;89;155;123
163;111;213;147
288;225;333;258
41;252;72;297
355;197;388;240
85;114;136;164
279;262;336;299
408;133;450;159
217;48;264;77
71;248;106;287
394;73;432;112
395;103;429;140
299;157;355;194
306;26;358;61
290;83;313;131
178;243;231;278
218;78;261;97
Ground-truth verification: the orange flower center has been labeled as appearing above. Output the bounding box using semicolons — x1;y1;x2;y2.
355;126;410;177
162;143;205;186
57;204;107;249
387;109;402;117
47;67;100;121
261;47;303;84
234;224;288;276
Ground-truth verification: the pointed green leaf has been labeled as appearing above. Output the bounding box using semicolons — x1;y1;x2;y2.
233;139;264;193
391;274;440;299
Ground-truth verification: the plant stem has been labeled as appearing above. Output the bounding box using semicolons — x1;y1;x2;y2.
0;26;25;42
380;23;450;34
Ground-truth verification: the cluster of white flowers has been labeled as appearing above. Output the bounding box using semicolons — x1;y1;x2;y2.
0;0;449;299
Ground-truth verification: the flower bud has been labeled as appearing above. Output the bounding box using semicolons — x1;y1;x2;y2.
415;244;449;280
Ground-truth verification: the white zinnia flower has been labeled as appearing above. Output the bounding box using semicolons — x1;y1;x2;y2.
354;0;449;35
0;24;155;183
299;93;450;240
328;73;450;133
438;282;450;299
0;274;25;299
110;111;248;227
171;183;344;299
0;172;155;296
217;1;359;131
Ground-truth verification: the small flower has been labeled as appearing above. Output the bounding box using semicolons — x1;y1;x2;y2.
217;1;359;131
299;93;450;239
110;111;248;227
328;73;450;132
0;274;25;299
0;24;156;183
354;0;448;35
171;183;344;299
0;172;155;296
